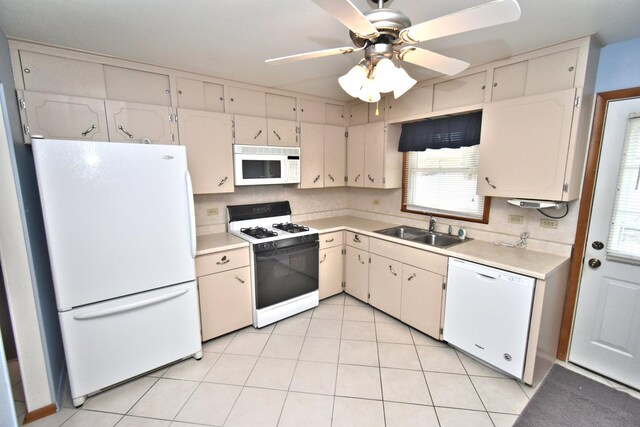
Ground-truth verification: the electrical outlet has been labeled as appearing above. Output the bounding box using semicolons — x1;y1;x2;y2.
206;208;219;216
540;219;558;229
373;199;381;206
508;214;524;225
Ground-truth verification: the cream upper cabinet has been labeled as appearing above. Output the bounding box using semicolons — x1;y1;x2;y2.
524;48;579;96
227;86;266;117
19;91;109;141
105;100;176;145
325;104;345;126
299;122;325;188
387;85;434;122
401;265;444;339
362;121;403;189
348;103;369;126
368;97;386;123
433;71;487;111
19;51;106;99
266;93;297;120
177;108;234;194
103;66;171;106
299;99;326;124
176;77;224;113
491;61;527;101
267;119;298;147
233;115;268;145
344;246;369;303
477;88;577;200
346;124;365;187
368;253;402;319
324;125;346;187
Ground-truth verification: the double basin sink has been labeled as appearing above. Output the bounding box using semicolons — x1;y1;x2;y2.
374;225;469;249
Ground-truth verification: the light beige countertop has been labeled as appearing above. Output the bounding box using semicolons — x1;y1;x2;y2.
305;215;569;280
196;232;248;256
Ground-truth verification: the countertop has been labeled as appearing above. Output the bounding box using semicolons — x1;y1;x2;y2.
196;215;569;280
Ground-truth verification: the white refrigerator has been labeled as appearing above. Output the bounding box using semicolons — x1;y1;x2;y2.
32;139;202;407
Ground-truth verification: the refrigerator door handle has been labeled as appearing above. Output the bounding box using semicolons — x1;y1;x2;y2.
73;288;189;320
185;171;196;258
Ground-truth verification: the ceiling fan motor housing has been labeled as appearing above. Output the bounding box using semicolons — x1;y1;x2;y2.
349;8;412;47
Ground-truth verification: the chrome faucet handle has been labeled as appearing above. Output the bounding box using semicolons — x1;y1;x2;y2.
429;217;437;232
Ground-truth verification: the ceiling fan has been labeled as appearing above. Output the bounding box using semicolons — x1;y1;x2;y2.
266;0;521;102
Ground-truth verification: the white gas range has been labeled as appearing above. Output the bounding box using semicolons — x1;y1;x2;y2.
227;201;319;328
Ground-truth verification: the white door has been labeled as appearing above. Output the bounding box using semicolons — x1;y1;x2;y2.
570;96;640;389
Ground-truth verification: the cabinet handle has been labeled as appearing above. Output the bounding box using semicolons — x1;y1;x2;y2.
253;129;263;139
357;254;365;264
569;66;575;72
355;174;360;182
234;275;245;284
485;177;497;189
81;124;96;137
493;82;498;87
118;125;134;138
219;176;228;186
319;254;327;264
216;256;230;265
178;90;183;94
230;98;234;102
313;174;320;183
328;174;335;182
325;238;334;243
368;174;374;183
353;235;361;243
407;273;417;281
389;265;398;276
272;130;282;141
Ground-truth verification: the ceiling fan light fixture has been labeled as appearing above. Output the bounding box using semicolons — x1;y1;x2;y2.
358;77;381;103
372;57;397;93
339;62;368;97
393;66;417;99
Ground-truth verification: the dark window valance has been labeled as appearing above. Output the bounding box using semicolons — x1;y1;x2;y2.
398;111;483;152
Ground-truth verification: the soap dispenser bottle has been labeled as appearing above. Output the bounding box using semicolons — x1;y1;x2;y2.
458;226;466;240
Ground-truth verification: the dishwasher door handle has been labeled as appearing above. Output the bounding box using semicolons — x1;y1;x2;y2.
475;272;497;281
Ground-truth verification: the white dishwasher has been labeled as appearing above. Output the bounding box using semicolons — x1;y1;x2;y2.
443;258;535;380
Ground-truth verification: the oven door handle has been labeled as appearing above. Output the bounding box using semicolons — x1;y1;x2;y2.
254;241;319;258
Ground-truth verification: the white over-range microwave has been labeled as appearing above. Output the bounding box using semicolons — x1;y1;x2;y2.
233;144;300;186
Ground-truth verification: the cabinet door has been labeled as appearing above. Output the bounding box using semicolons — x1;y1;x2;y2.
401;266;443;339
344;247;369;303
319;245;344;300
20;91;109;141
233;115;268;145
348;103;369;126
324;125;346;187
19;51;106;99
388;85;433;122
525;48;578;97
177;109;234;194
477;88;577;200
491;61;527;101
368;254;402;318
325;104;345;126
176;77;224;112
103;66;171;106
203;82;225;112
227;86;266;117
199;266;252;341
346;125;365;187
299;99;326;124
266;93;297;120
299;122;324;188
267;119;298;147
433;71;487;111
364;122;385;188
105;100;176;144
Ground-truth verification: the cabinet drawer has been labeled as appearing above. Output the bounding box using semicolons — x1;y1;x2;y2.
319;231;344;249
345;231;369;250
196;248;250;276
370;238;447;276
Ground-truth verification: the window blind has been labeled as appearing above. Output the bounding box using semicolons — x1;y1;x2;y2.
404;146;485;219
607;114;640;264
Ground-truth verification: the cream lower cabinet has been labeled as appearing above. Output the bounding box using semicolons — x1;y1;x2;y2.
177;108;234;194
368;254;402;319
105;100;177;144
196;247;252;341
344;247;369;303
319;231;344;300
401;265;444;339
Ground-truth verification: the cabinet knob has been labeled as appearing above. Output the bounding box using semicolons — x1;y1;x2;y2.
23;68;31;74
493;82;498;87
178;90;183;94
569;66;575;72
588;258;601;269
165;89;170;93
220;97;224;101
481;85;486;90
230;98;234;102
592;241;604;250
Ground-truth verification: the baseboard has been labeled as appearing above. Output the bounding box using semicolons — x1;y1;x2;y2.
22;403;56;424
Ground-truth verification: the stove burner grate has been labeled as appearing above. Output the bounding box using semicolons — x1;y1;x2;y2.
240;226;278;239
273;222;310;233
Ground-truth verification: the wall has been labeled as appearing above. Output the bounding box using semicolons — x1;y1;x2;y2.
595;36;640;93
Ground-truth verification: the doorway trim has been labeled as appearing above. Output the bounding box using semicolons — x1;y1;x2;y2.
557;87;640;360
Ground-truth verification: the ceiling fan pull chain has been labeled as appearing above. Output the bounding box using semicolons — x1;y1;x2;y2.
375;101;380;116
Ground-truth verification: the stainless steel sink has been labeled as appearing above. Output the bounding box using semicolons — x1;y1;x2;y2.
374;226;469;249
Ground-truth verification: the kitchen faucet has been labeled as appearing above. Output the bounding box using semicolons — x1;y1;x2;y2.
429;217;436;233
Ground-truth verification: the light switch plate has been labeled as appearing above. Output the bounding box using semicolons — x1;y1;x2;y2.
206;208;219;216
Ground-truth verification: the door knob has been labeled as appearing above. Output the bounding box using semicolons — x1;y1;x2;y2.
588;258;601;268
592;241;604;250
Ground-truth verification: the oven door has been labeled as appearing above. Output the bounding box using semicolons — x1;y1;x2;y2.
254;240;319;310
234;153;286;186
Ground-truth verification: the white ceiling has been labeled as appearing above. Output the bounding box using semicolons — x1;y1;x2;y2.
1;0;639;101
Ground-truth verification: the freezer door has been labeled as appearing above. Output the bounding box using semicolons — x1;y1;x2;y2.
59;281;201;401
32;139;196;308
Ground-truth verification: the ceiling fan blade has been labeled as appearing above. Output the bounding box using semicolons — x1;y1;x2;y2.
311;0;379;39
397;47;469;76
399;0;521;43
265;46;363;64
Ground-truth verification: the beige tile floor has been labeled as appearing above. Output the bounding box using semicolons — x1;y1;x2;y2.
9;293;640;427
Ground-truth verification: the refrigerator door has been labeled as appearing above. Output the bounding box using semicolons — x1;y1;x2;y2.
32;139;196;309
59;281;201;403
